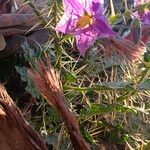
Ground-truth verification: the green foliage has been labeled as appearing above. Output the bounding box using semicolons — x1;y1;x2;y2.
10;0;150;149
15;66;41;99
80;103;136;118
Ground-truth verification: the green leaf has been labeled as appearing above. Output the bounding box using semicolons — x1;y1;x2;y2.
130;19;141;44
25;79;41;99
65;72;77;83
45;134;70;150
81;128;95;144
80;103;135;117
15;66;41;98
101;81;133;90
138;79;150;91
144;52;150;62
59;35;73;43
109;14;122;25
64;81;133;92
15;66;28;81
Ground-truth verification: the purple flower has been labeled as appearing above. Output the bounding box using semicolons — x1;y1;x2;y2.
55;0;115;56
134;0;148;6
134;0;150;25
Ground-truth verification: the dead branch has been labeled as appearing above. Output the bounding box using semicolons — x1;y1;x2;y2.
28;56;89;150
0;84;47;150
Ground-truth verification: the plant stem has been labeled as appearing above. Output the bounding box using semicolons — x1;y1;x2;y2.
110;0;115;16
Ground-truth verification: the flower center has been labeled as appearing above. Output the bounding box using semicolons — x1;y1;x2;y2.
76;12;93;29
145;8;149;13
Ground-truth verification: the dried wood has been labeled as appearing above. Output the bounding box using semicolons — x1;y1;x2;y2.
28;57;89;150
0;84;47;150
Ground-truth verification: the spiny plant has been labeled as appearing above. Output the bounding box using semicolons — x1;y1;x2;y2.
15;0;150;149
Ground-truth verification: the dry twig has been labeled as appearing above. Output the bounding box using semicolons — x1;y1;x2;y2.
0;84;47;150
28;55;89;150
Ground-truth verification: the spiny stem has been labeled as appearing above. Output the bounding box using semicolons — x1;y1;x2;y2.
25;0;56;38
137;67;149;84
110;0;115;16
117;66;150;101
26;0;62;71
53;1;62;72
124;0;128;11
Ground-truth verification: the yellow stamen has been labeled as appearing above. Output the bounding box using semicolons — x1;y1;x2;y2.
76;12;93;29
145;8;149;13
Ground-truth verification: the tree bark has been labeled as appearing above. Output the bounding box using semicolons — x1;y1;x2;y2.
0;84;47;150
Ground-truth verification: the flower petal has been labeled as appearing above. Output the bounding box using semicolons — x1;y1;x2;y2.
90;0;104;15
142;12;150;25
75;0;104;15
75;28;97;56
55;13;85;35
134;0;148;6
93;17;116;37
63;0;83;14
55;13;76;33
133;11;150;25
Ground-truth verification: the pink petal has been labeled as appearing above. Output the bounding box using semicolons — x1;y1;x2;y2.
134;0;148;6
75;29;97;56
142;12;150;25
55;13;85;35
90;0;104;15
63;0;83;14
55;13;77;33
92;17;116;37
